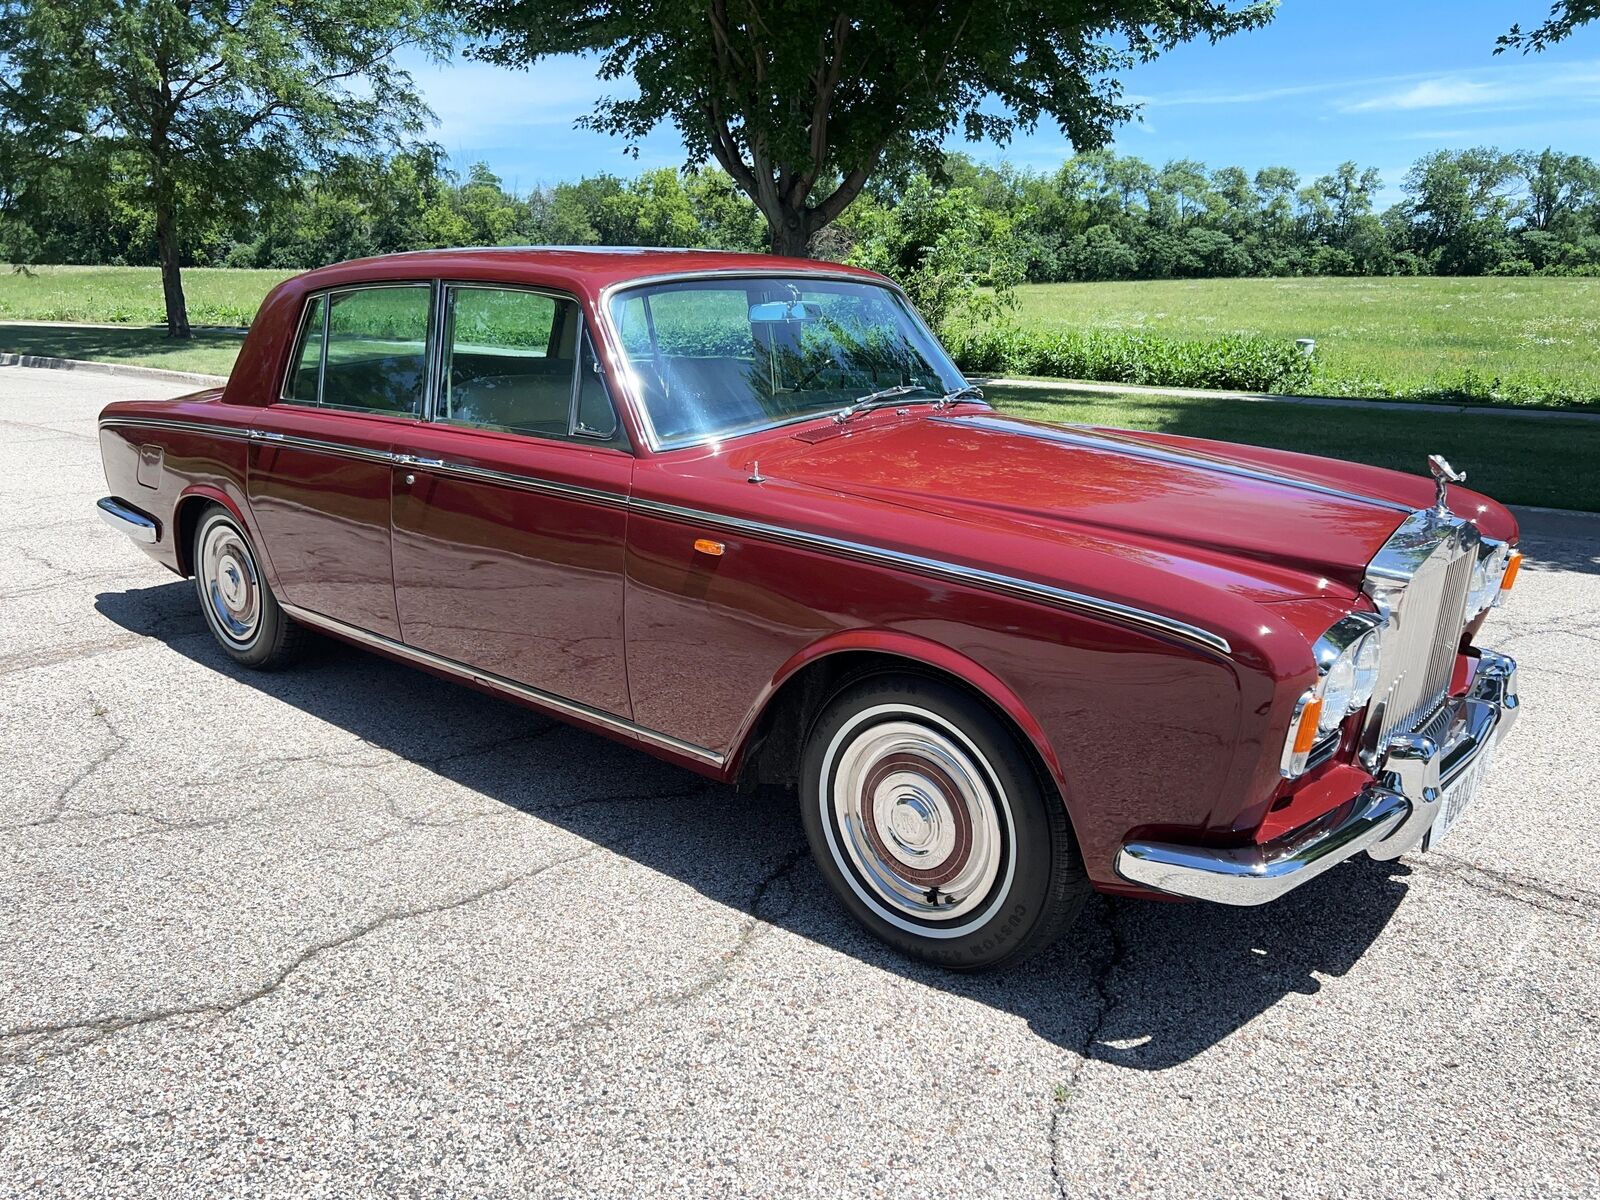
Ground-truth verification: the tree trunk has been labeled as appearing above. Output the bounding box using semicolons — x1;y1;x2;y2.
153;191;191;339
767;205;812;258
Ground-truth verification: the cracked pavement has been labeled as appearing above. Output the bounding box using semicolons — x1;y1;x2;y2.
2;368;1598;1198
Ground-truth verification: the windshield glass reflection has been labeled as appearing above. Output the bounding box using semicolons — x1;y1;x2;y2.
608;277;966;448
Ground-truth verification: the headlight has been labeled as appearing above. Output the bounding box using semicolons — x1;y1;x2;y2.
1318;652;1357;734
1464;541;1511;622
1281;613;1387;777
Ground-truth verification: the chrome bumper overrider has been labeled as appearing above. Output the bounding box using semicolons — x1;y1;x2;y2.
1115;651;1520;905
96;496;159;544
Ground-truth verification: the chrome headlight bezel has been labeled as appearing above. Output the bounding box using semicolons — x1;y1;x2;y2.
1464;539;1512;622
1281;611;1389;777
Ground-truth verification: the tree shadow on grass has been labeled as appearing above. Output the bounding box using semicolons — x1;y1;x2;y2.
986;390;1600;513
0;323;242;375
96;579;1413;1070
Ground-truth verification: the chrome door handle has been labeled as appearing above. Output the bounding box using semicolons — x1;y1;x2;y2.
397;454;444;468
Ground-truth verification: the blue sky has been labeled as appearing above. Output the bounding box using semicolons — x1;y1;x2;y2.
401;1;1600;206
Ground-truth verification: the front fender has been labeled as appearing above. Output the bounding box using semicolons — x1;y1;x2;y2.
726;627;1069;807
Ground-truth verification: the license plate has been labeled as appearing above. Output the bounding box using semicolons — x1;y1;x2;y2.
1423;742;1496;851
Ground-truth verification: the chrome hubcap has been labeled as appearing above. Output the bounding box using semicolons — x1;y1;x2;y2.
199;521;260;645
825;708;1011;930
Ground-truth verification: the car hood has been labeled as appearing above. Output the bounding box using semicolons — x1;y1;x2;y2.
759;409;1450;603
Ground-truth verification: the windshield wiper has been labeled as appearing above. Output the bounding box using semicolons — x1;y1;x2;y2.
832;385;953;428
935;384;985;409
832;384;924;425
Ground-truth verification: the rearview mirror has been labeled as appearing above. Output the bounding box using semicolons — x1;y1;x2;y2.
749;300;822;324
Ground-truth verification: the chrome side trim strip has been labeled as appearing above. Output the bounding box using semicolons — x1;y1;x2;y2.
629;497;1233;656
246;428;397;463
96;496;159;544
277;602;726;768
99;416;252;441
408;458;631;509
940;415;1413;514
100;418;1231;656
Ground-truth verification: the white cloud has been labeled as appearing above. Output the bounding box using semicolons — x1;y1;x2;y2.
1347;78;1498;111
1340;62;1600;113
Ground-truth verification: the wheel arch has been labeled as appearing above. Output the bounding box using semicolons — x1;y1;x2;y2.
172;485;266;580
728;631;1070;815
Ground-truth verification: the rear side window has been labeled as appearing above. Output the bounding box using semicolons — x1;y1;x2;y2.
324;287;431;415
439;285;625;446
282;284;430;416
286;296;324;402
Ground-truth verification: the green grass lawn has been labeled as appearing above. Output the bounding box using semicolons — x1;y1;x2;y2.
0;323;244;376
0;265;292;326
983;383;1599;512
1004;276;1600;406
7;266;1600;405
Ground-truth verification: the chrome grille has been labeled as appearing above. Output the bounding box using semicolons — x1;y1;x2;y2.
1366;516;1475;747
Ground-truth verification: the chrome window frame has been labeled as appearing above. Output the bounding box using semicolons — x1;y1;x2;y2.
429;279;629;451
594;269;971;454
276;280;436;419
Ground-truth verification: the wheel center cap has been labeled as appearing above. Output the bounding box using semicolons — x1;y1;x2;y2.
218;557;245;608
888;794;937;854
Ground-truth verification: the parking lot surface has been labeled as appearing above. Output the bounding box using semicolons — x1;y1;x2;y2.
2;368;1598;1198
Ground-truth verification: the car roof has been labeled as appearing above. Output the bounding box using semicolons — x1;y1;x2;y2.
291;246;889;297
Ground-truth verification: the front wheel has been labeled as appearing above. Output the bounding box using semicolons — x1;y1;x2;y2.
799;674;1089;970
192;505;308;669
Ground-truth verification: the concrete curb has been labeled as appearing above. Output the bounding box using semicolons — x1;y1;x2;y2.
976;376;1600;424
0;354;228;388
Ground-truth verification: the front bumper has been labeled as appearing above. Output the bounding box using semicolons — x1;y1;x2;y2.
1115;650;1520;905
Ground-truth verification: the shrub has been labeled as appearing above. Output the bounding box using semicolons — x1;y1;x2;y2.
944;324;1315;393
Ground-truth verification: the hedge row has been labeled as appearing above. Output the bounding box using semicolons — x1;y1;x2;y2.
944;325;1316;394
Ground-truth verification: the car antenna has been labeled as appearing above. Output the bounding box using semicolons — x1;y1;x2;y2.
748;460;766;484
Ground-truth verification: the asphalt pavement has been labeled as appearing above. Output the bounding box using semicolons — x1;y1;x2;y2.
2;366;1597;1198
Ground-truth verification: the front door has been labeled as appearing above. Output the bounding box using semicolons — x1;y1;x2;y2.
247;282;433;639
389;283;634;717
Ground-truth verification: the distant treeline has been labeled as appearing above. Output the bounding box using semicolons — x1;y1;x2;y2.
9;144;1600;284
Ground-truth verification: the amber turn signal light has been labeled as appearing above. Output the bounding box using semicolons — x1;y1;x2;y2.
1291;697;1325;755
1500;551;1523;593
693;538;726;557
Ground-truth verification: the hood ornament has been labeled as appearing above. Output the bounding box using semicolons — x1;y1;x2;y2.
1428;454;1465;515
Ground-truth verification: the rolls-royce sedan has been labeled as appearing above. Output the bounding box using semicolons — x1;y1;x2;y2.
96;247;1524;968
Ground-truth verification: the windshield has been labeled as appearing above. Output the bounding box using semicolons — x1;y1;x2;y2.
606;276;967;448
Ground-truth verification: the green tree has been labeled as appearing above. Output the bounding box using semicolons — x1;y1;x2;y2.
458;1;1275;257
0;0;449;336
1499;2;1599;51
1516;148;1600;231
843;174;1023;329
1403;148;1521;274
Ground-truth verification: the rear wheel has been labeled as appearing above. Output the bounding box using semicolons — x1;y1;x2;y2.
799;674;1089;970
192;505;308;669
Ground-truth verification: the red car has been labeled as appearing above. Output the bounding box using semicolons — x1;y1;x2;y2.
96;248;1524;969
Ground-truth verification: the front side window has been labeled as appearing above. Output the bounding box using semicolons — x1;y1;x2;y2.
440;285;625;446
607;277;965;448
282;284;430;416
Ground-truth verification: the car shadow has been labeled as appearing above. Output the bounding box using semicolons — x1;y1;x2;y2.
96;580;1412;1071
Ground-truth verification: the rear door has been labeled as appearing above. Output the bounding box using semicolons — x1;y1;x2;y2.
247;282;433;639
389;283;635;717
